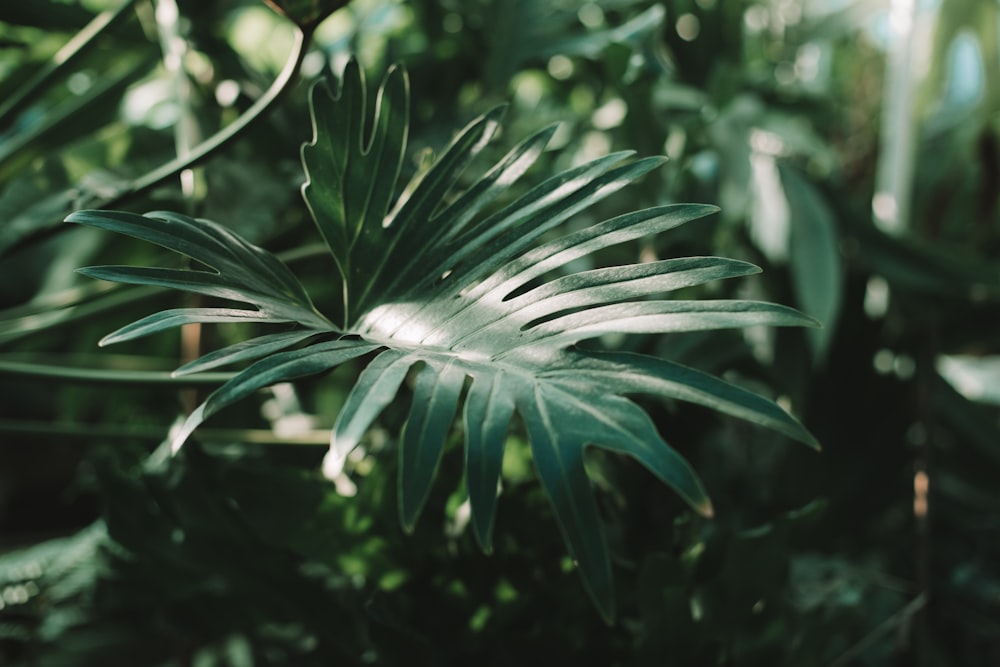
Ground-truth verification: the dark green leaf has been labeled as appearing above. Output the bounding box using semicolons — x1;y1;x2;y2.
781;164;842;363
78;61;819;621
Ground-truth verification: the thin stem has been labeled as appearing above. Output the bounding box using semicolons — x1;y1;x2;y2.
0;419;330;445
153;0;205;412
0;357;234;386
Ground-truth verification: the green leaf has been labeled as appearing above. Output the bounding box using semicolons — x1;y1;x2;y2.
98;308;289;347
516;381;614;620
301;61;409;323
75;59;819;620
71;210;331;329
780;164;842;363
323;349;413;476
542;350;819;450
171;339;378;451
463;369;516;552
172;331;327;376
398;360;466;531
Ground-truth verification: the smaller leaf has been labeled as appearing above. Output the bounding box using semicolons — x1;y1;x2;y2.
99;308;286;347
172;339;377;452
463;370;516;552
781;165;842;363
323;349;413;478
71;210;330;328
78;266;266;304
301;61;409;321
398;360;466;531
547;387;712;515
545;350;819;450
515;380;615;623
508;299;819;354
172;330;327;376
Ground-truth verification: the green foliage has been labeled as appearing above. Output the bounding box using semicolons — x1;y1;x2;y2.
70;59;816;621
4;1;1000;664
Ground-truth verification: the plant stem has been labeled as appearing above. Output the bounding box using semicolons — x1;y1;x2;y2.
872;0;921;234
0;419;330;445
1;19;315;257
153;0;205;412
0;357;234;386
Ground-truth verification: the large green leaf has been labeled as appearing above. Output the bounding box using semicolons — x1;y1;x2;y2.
72;60;819;621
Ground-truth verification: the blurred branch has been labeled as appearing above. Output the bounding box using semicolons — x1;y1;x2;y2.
0;0;140;128
872;0;922;234
0;286;161;347
0;419;330;444
153;0;205;411
0;357;234;385
2;18;315;257
153;0;202;200
96;23;314;209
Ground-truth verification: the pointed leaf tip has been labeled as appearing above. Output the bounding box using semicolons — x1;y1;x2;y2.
170;404;205;455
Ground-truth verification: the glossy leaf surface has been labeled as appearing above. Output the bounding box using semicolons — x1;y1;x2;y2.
73;60;818;621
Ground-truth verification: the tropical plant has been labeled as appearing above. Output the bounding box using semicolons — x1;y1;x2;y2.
69;58;818;620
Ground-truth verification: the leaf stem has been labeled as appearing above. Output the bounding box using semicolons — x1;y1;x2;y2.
0;419;330;445
0;357;234;385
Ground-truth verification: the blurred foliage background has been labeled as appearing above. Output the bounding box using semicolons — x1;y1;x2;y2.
1;0;1000;664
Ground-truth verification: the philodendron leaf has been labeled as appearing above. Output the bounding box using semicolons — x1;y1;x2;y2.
72;59;820;622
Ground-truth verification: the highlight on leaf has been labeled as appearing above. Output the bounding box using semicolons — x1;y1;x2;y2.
71;58;819;622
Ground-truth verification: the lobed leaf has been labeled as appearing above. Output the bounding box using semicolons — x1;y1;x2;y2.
71;210;328;328
301;61;408;322
98;308;287;347
544;350;820;450
76;60;823;623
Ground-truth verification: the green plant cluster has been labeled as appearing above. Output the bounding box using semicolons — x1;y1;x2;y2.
2;1;1000;665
